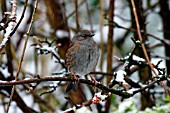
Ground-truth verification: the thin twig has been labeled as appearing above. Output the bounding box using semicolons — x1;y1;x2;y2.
5;0;17;112
84;0;93;31
0;0;28;52
130;0;169;95
105;21;170;47
6;0;38;112
99;0;105;71
0;0;17;52
66;1;84;20
133;77;163;95
75;0;79;32
9;0;28;37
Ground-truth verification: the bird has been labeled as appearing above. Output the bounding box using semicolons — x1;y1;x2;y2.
65;30;100;92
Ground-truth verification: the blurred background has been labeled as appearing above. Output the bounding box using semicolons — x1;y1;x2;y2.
0;0;170;113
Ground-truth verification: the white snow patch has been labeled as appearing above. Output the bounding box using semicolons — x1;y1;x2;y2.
115;70;127;84
0;66;11;78
132;55;146;62
127;88;139;94
23;78;31;80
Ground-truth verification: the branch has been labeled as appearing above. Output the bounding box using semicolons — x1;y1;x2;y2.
104;21;170;47
0;0;28;52
0;76;132;98
0;75;168;99
84;0;93;31
0;0;17;52
75;0;79;32
130;0;169;95
6;0;38;112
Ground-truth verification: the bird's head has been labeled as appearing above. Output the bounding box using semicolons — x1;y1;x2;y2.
72;30;95;44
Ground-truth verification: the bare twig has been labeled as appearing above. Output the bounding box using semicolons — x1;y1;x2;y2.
66;1;84;20
75;0;79;32
106;0;115;112
9;0;28;37
6;0;38;112
133;77;165;95
107;0;114;83
0;0;17;52
105;21;170;47
84;0;93;31
4;0;17;112
130;0;168;95
0;0;28;52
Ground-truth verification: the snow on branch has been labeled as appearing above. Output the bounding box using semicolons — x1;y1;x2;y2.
31;38;67;72
0;0;17;51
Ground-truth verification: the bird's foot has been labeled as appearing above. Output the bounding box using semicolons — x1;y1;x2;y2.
89;74;98;86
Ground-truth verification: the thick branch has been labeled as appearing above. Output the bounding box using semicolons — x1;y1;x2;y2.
0;75;167;99
0;76;132;98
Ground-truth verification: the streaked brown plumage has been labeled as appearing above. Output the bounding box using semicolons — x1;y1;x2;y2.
65;30;100;92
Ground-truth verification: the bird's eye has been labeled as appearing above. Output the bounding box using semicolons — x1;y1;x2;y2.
76;36;85;41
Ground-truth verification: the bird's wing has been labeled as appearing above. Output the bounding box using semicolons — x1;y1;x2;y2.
65;43;81;70
65;43;89;74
